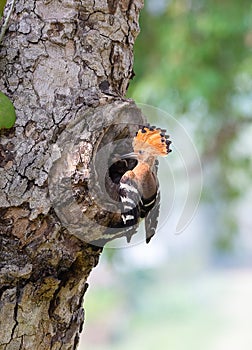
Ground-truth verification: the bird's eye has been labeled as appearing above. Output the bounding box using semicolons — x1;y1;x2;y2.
138;150;144;155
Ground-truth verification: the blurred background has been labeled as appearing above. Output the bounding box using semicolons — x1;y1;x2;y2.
79;1;252;349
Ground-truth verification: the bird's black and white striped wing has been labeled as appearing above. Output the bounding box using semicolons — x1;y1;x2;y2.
119;176;141;228
119;174;152;243
119;171;160;244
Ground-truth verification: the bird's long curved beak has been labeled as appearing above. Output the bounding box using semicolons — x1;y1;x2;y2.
120;152;138;159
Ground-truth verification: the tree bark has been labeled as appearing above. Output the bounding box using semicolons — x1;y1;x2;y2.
0;0;143;349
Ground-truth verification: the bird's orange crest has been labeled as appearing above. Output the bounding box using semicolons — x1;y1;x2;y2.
133;125;172;156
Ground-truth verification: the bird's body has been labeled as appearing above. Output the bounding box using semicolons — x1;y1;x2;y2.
117;125;172;243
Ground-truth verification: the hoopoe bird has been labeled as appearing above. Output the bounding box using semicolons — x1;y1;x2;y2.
118;124;172;243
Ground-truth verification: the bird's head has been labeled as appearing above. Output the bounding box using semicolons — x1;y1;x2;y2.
122;125;172;164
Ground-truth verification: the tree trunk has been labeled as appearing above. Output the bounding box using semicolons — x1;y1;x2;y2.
0;0;143;349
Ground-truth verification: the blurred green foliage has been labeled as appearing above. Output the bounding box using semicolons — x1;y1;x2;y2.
128;0;252;251
129;0;252;112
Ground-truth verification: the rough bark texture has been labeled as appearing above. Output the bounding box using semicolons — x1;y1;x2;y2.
0;0;144;349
